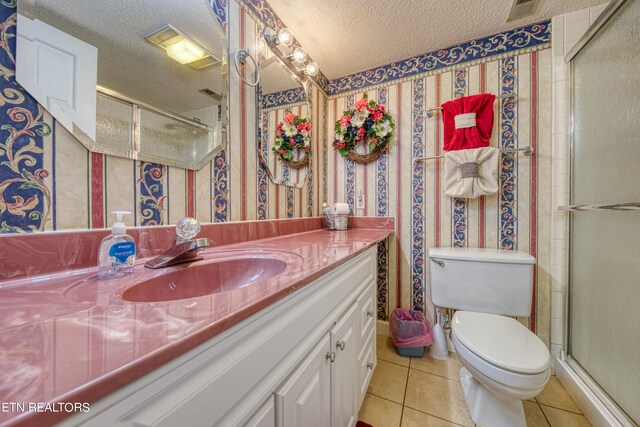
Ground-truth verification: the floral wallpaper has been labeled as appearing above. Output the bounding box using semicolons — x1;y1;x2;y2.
0;6;52;232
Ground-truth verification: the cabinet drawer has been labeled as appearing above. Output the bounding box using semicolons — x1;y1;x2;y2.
357;328;376;406
356;280;376;351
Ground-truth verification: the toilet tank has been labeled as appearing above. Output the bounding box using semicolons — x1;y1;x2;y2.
429;248;536;317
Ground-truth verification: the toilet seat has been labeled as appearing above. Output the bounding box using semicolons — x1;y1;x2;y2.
452;311;550;375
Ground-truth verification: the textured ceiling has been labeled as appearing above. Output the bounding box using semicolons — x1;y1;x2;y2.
20;0;226;115
267;0;608;79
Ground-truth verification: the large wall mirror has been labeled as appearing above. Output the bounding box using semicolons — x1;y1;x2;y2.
257;36;311;188
16;0;228;170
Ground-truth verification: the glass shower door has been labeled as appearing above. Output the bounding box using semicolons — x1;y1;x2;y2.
569;0;640;424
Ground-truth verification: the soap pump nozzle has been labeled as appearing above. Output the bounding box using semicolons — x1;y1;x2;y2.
111;211;131;235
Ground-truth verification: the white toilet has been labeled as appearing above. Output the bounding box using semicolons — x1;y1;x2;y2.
429;248;550;427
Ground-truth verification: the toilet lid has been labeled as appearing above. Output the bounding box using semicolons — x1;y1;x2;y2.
452;311;550;374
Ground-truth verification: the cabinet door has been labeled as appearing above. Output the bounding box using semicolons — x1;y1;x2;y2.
275;335;331;427
331;303;359;427
245;397;275;427
16;14;97;140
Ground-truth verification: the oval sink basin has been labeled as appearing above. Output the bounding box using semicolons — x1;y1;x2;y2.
122;257;288;303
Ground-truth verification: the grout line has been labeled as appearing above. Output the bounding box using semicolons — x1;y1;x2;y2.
377;356;410;369
400;362;410;425
408;365;461;383
408;365;462;384
403;405;469;427
538;402;554;426
365;391;404;407
538;402;585;416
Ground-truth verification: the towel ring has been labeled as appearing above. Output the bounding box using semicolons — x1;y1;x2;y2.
233;49;260;87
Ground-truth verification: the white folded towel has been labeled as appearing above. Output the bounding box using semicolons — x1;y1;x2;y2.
444;147;499;198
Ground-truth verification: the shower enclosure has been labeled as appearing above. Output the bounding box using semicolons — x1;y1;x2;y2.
563;0;639;425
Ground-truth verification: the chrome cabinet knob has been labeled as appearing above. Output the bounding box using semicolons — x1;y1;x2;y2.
326;351;336;362
367;309;374;318
367;362;374;370
337;340;346;351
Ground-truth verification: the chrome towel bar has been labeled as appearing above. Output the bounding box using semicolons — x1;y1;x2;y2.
423;92;517;118
558;202;640;212
413;145;534;163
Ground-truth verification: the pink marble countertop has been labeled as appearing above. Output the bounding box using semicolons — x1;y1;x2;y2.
0;224;392;426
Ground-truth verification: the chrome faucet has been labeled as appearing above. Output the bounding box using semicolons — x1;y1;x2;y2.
144;218;210;269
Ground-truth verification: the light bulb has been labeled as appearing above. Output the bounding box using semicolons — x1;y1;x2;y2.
305;61;319;77
278;28;294;46
165;39;206;64
292;47;307;63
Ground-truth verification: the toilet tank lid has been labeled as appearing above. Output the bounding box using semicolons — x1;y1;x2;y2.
428;248;536;264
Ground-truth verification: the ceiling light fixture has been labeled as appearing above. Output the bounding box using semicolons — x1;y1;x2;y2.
166;38;206;64
145;25;220;69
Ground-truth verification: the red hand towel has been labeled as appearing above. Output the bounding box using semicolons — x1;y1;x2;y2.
442;93;496;151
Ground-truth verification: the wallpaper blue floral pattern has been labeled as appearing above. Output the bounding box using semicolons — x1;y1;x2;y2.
0;5;52;233
327;21;550;96
261;87;306;110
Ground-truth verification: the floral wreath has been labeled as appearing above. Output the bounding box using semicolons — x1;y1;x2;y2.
272;112;311;169
332;93;395;165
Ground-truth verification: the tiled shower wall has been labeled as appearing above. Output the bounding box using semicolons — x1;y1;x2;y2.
327;43;554;346
0;0;327;233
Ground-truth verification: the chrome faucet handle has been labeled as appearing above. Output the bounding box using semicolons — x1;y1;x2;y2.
175;217;201;243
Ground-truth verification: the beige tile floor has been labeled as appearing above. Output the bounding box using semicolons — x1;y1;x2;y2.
359;335;592;427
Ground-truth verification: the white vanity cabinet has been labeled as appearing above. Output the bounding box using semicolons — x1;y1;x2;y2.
60;247;378;427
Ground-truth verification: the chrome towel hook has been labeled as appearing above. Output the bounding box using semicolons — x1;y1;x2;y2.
233;48;260;87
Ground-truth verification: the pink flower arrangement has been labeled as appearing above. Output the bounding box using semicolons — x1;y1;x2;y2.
332;93;395;158
272;113;311;163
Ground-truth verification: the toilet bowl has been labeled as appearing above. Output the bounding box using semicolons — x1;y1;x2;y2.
451;311;550;427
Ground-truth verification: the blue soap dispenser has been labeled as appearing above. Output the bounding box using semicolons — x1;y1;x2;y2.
97;211;136;280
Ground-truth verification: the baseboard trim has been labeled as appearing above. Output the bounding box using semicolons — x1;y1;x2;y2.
376;320;389;337
555;358;633;427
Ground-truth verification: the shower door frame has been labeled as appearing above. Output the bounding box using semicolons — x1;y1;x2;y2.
563;0;638;425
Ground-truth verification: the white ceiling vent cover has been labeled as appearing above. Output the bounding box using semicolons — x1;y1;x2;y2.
507;0;542;21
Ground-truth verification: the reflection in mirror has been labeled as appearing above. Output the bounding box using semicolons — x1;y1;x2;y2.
16;0;227;170
257;44;310;188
